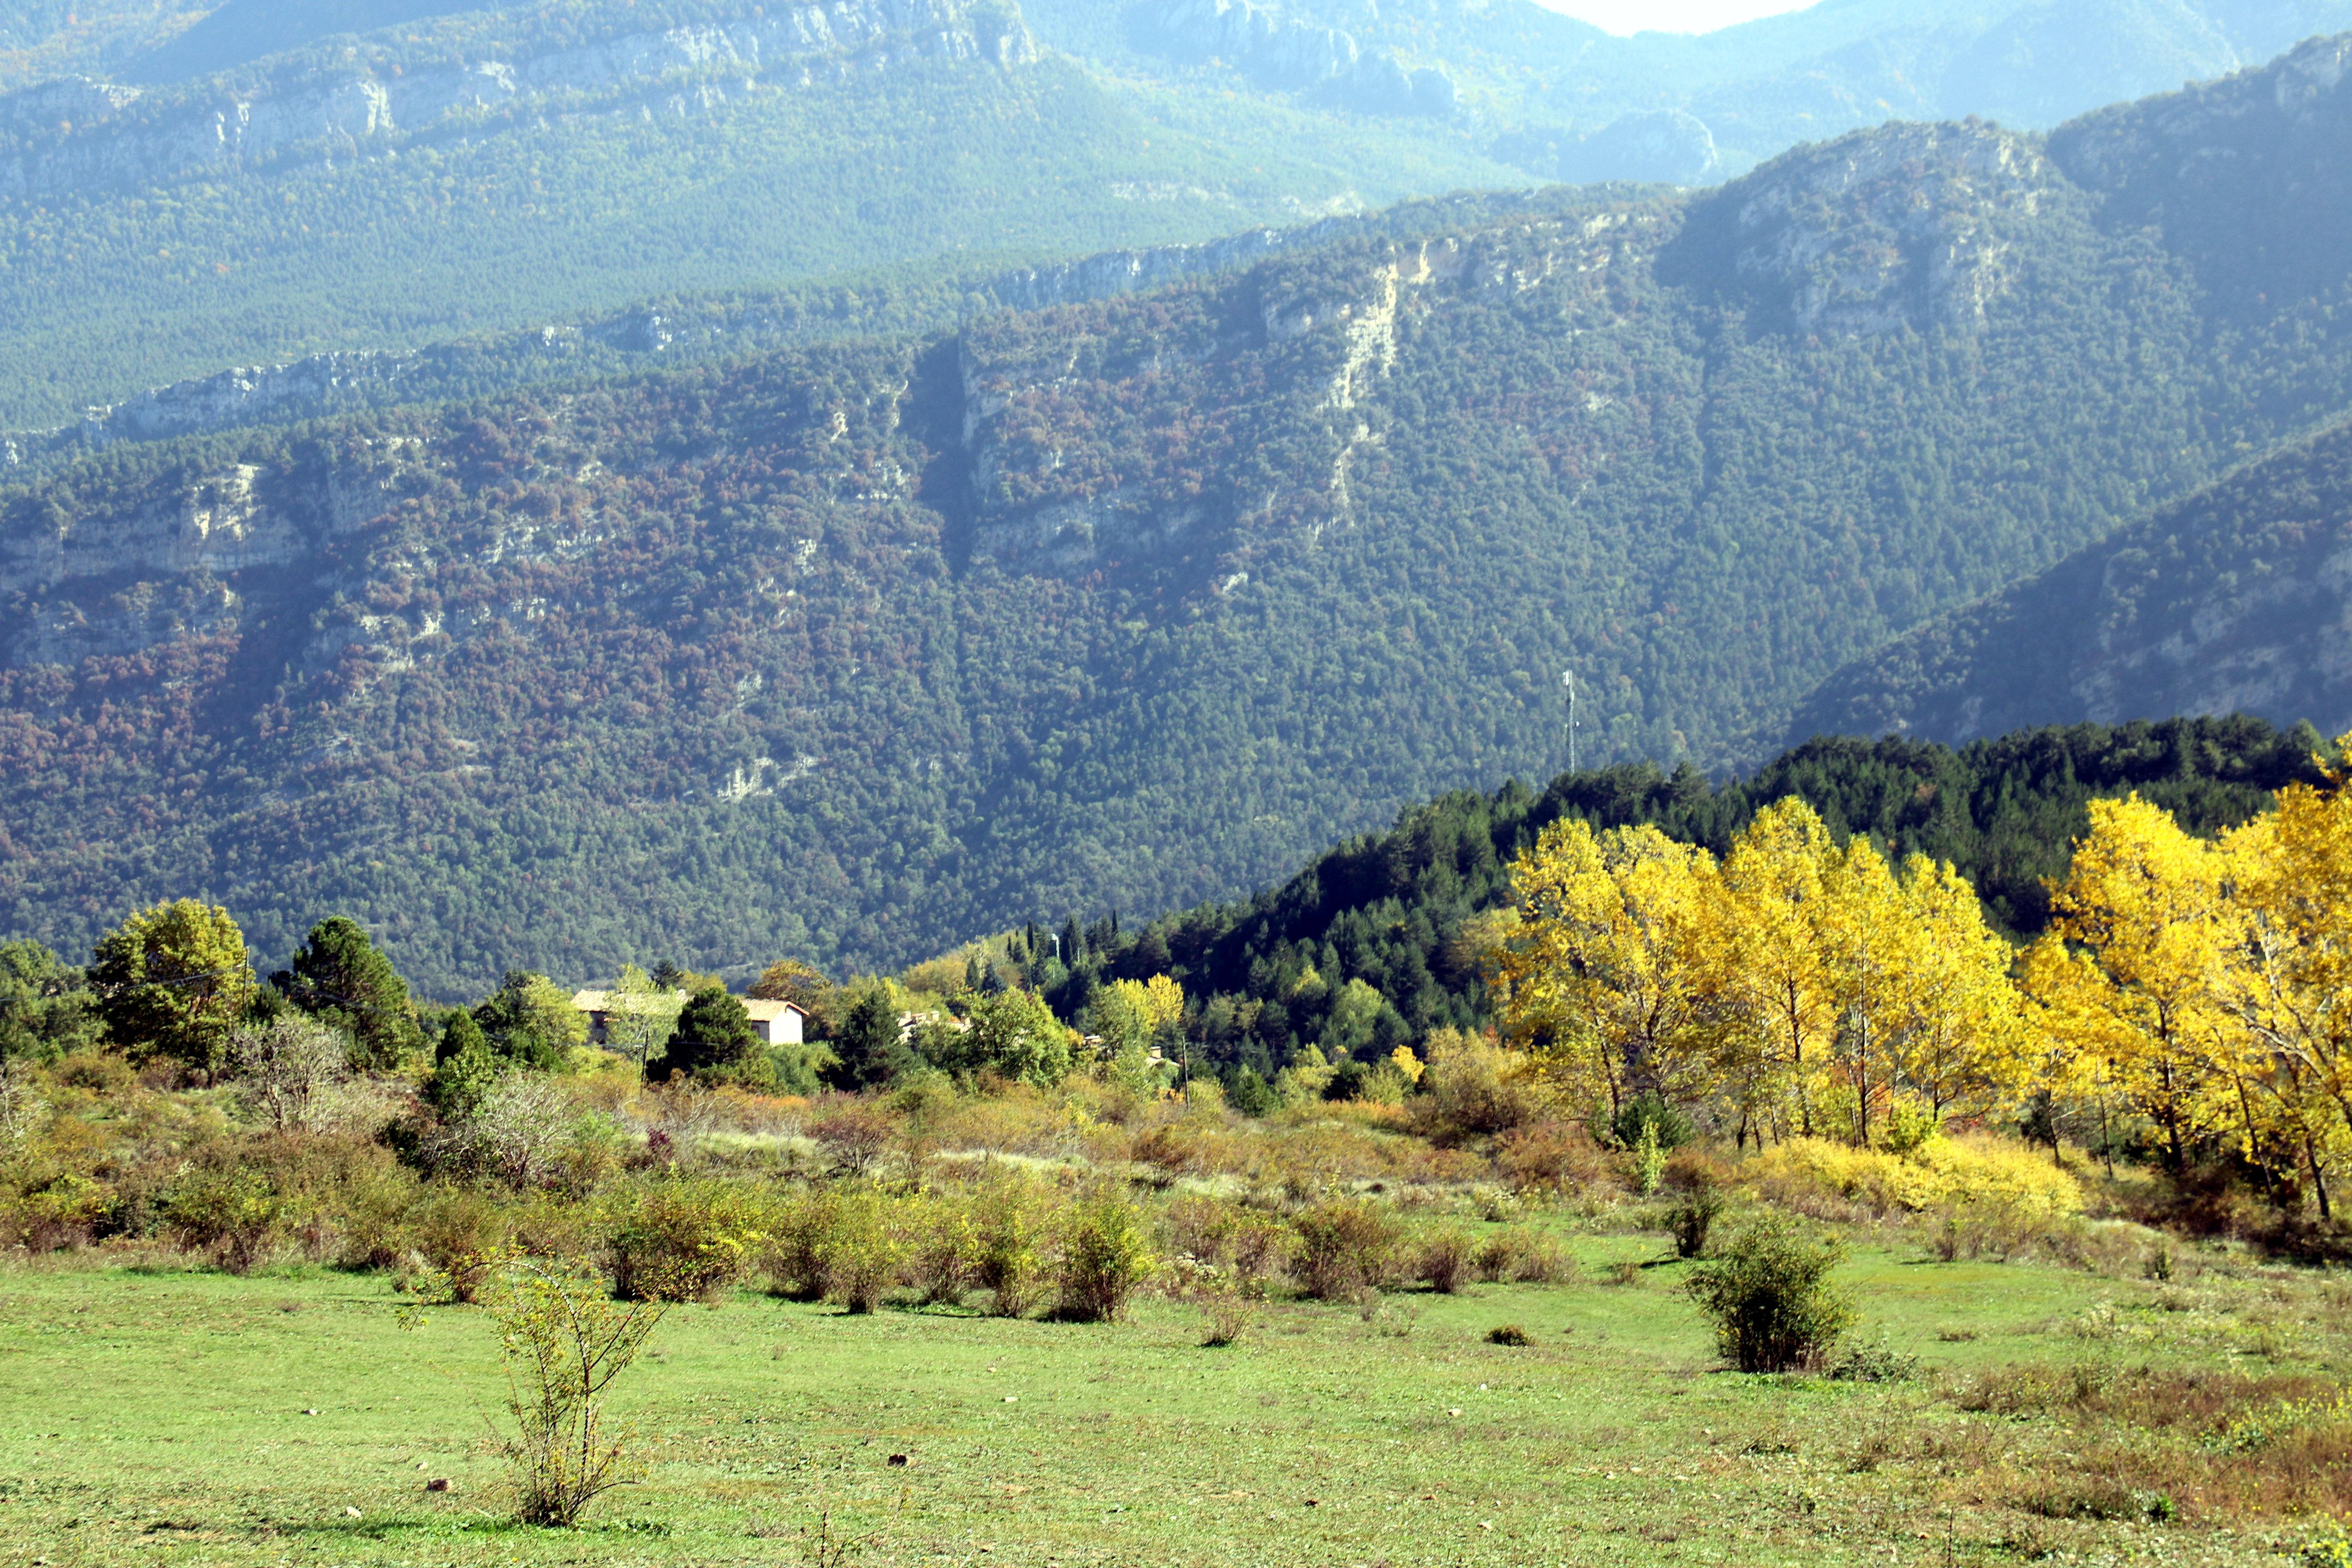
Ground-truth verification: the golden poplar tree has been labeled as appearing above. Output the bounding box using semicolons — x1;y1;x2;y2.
2022;795;2249;1170
1497;818;1719;1118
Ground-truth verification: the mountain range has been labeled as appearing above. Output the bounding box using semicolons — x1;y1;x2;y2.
12;29;2352;994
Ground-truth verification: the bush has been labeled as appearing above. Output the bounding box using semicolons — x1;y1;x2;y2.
1487;1324;1530;1346
1669;1186;1725;1259
1293;1197;1401;1300
823;1186;905;1313
1685;1221;1858;1374
1416;1228;1475;1294
1057;1193;1156;1322
1473;1226;1574;1284
409;1185;508;1302
1494;1120;1610;1193
1749;1135;2082;1221
973;1177;1052;1317
906;1193;983;1306
761;1189;837;1301
808;1101;895;1177
1407;1030;1546;1144
1609;1093;1696;1154
481;1260;665;1528
161;1163;288;1274
603;1178;767;1303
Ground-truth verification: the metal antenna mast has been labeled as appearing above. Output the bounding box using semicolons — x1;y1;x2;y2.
1563;668;1578;774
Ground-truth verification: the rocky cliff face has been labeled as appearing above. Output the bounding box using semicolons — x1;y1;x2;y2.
0;0;1038;199
1127;0;1456;118
1671;120;2064;336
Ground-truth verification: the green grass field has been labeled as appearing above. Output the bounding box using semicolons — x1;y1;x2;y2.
5;1224;2343;1567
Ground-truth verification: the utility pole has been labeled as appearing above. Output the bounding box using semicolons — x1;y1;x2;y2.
1563;668;1578;774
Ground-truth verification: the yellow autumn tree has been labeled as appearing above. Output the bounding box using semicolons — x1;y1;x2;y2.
2022;795;2252;1172
1714;800;1841;1142
1883;854;2032;1120
1496;818;1720;1119
2215;752;2352;1211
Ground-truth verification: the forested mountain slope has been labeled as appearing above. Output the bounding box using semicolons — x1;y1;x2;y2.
14;40;2352;993
0;0;1520;426
1792;416;2352;747
1107;717;2327;1074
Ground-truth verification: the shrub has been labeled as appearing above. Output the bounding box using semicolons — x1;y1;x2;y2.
1609;1092;1696;1153
1494;1120;1610;1192
1749;1135;2082;1221
1293;1197;1401;1300
905;1193;983;1306
603;1178;767;1303
480;1259;665;1528
823;1186;905;1313
1685;1221;1858;1374
1670;1185;1725;1259
161;1164;288;1274
1172;1257;1257;1347
334;1163;422;1270
808;1101;895;1177
1407;1030;1546;1144
1057;1192;1156;1322
227;1014;349;1133
973;1178;1052;1317
1830;1337;1920;1383
1416;1228;1475;1294
761;1189;837;1301
1487;1324;1530;1346
409;1185;508;1302
1474;1226;1574;1284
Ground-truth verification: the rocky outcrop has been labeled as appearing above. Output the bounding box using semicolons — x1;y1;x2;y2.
0;0;1037;200
1128;0;1455;118
1678;120;2061;336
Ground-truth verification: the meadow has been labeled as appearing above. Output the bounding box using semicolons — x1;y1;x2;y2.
4;1177;2348;1568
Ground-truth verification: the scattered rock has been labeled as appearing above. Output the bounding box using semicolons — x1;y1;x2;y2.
301;1408;319;1415
886;1454;908;1467
342;1506;362;1518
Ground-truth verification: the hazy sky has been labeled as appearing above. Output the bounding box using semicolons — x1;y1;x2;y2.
1533;0;1822;36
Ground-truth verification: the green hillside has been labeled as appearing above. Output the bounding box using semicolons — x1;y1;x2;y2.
14;42;2352;995
1792;414;2352;747
0;0;1522;426
1084;717;2326;1079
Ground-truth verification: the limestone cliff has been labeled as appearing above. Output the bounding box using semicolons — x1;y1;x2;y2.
0;0;1038;200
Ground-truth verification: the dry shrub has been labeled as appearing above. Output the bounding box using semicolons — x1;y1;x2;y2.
1474;1226;1573;1284
1167;1195;1293;1291
1416;1228;1475;1293
1496;1120;1611;1193
808;1101;896;1177
1407;1030;1548;1145
1293;1197;1401;1300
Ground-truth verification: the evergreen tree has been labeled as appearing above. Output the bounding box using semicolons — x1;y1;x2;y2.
658;987;767;1085
271;916;422;1071
828;989;918;1090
